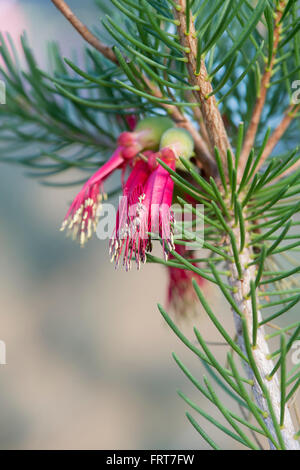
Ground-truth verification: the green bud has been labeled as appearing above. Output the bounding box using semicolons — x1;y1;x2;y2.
160;128;194;170
135;116;174;150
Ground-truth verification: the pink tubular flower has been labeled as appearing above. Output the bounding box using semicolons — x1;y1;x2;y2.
109;159;151;270
60;117;174;246
110;149;176;270
167;244;205;319
60;146;125;245
142;149;176;260
61;119;196;276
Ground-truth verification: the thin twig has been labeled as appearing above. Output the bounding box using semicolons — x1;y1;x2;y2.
258;104;300;171
240;2;286;171
266;322;293;337
259;104;300;181
174;0;231;167
274;157;300;182
50;0;216;177
51;0;117;63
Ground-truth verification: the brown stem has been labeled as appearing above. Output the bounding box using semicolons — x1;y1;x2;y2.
257;104;300;173
240;2;286;169
50;0;216;177
174;0;232;167
51;0;117;63
274;156;300;182
185;90;211;148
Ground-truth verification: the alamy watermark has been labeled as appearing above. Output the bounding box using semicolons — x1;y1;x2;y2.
291;340;300;365
292;80;300;104
0;340;6;365
0;79;6;105
96;199;205;250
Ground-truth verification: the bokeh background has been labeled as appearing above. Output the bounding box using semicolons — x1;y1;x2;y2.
0;0;298;450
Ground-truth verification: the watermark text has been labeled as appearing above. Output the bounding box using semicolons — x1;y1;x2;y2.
0;340;6;365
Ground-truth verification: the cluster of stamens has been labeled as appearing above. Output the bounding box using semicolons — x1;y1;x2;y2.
60;191;107;246
109;194;151;271
162;223;175;261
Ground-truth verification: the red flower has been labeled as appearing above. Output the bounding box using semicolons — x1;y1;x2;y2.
61;117;173;245
60;146;125;245
61;119;195;275
167;244;205;318
109;158;151;270
110;149;176;270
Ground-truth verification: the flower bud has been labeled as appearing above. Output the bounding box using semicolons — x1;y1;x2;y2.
160;128;194;160
118;116;174;158
135;116;174;149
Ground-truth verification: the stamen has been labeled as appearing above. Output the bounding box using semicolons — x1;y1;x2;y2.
60;188;104;245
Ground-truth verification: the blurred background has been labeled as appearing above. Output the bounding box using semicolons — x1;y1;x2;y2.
0;0;298;450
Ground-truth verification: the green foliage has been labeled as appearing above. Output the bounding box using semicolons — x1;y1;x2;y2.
156;129;300;449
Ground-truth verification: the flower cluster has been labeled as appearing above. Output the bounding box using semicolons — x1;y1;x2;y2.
61;116;207;316
60;116;173;247
61;117;195;271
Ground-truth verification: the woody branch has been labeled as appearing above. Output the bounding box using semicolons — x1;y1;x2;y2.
174;0;232;168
